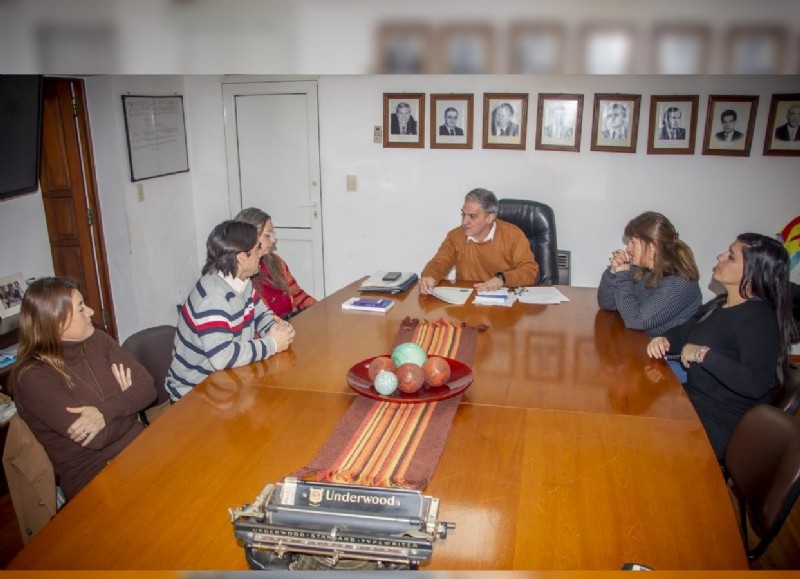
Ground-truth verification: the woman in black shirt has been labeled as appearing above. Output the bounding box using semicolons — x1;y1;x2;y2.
646;233;794;460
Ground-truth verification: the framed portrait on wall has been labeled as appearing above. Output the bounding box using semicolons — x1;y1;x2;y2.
763;93;800;156
701;95;758;157
590;93;641;153
383;93;425;148
647;95;699;155
430;94;473;149
535;93;583;152
482;93;528;150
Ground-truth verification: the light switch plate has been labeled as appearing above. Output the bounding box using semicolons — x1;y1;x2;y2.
346;175;358;192
373;126;382;143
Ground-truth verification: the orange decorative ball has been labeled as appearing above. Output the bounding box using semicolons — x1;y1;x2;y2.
422;356;451;387
396;363;425;393
368;356;397;381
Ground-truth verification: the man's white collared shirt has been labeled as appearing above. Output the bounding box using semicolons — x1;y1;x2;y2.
467;222;497;244
218;271;248;293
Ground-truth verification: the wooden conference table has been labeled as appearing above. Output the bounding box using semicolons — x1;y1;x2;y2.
8;281;747;570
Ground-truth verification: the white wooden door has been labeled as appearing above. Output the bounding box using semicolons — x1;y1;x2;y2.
222;80;324;299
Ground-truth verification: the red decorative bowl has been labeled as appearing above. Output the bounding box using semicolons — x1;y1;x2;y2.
347;355;473;403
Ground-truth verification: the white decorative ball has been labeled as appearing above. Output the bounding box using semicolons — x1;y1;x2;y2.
374;369;398;395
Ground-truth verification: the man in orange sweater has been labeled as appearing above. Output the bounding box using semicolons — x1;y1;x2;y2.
419;188;539;293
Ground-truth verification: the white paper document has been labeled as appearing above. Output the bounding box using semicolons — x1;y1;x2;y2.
473;288;517;307
431;286;473;305
515;286;570;304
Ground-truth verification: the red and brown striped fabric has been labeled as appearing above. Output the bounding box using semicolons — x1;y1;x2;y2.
293;317;478;489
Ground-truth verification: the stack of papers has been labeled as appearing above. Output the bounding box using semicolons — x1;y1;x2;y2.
473;288;518;307
515;287;570;304
431;286;473;305
359;272;419;294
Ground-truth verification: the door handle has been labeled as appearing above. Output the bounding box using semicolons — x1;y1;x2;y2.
299;201;319;218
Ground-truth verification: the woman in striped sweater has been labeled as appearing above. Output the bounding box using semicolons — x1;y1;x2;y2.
165;221;296;401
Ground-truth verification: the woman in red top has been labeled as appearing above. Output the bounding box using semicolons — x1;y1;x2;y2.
235;207;317;319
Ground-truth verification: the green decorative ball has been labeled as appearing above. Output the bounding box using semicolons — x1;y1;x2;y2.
391;342;428;368
374;369;398;395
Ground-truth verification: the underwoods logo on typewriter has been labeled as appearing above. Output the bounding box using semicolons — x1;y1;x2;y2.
309;487;324;506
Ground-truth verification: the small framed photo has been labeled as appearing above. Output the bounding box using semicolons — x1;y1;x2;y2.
383;93;425;148
647;95;699;155
763;93;800;156
535;93;584;152
590;93;641;153
430;94;474;149
483;93;528;150
509;22;566;74
0;272;28;317
701;95;759;157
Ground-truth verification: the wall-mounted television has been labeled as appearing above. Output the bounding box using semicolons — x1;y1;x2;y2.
0;75;44;201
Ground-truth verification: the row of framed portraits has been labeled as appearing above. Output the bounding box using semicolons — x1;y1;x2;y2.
382;92;800;157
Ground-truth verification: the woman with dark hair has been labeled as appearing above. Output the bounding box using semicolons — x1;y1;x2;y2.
10;278;156;500
647;233;794;460
598;211;702;336
234;207;316;319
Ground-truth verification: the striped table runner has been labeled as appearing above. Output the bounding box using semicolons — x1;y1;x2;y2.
293;317;477;490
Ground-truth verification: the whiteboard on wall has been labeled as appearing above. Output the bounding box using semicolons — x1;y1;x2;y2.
122;95;189;181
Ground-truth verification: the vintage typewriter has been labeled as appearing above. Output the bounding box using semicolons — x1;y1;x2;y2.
230;477;454;570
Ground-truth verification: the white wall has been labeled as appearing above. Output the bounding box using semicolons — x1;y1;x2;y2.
183;75;231;266
84;75;201;340
316;75;799;300
1;73;798;344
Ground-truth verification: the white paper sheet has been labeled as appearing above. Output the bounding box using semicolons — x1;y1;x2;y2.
516;287;570;304
431;286;473;305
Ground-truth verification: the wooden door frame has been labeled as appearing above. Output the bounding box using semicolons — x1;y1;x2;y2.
40;77;117;339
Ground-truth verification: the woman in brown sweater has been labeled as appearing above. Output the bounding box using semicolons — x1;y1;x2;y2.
11;278;155;500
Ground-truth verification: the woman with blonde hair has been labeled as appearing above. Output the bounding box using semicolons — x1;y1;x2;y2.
11;277;155;500
598;211;702;337
235;207;316;319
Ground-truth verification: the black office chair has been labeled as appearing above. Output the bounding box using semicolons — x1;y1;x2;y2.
497;199;562;286
723;404;800;561
121;325;176;425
